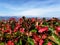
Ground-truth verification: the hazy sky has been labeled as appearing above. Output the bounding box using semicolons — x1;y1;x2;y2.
0;0;60;17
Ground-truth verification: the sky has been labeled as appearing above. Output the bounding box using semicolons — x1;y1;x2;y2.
0;0;60;17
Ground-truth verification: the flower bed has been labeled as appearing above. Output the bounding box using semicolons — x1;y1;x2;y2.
0;16;60;45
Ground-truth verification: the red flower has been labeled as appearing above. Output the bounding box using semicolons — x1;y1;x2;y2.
36;26;41;30
31;18;35;22
54;30;59;36
6;24;11;29
33;39;38;45
15;23;20;27
15;26;20;30
14;25;20;32
14;38;18;42
56;26;60;32
0;28;1;30
39;39;44;45
38;26;48;33
33;34;40;42
19;18;23;24
42;34;47;39
20;28;25;33
9;17;15;21
14;29;17;32
3;29;12;34
3;30;9;32
47;42;52;45
2;19;6;22
35;25;38;29
19;18;23;21
7;40;14;45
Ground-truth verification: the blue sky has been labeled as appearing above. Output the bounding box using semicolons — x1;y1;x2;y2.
0;0;60;17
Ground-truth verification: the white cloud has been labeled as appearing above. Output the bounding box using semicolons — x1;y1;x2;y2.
12;6;60;17
0;6;60;17
0;0;60;17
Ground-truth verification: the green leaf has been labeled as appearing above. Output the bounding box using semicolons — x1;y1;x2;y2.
14;31;20;37
17;43;20;45
53;22;59;26
28;38;34;45
52;33;60;45
52;42;58;45
43;22;49;26
0;42;4;45
48;27;60;45
43;39;49;45
49;27;54;33
30;29;37;33
11;22;15;30
4;27;6;30
16;39;22;45
19;39;22;45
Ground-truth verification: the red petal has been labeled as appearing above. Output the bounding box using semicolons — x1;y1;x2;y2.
31;18;35;22
33;34;40;42
7;40;14;45
39;39;44;45
56;26;60;32
47;42;52;45
20;28;25;33
38;27;48;33
42;34;47;39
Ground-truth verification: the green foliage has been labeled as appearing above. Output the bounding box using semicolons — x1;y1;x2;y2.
52;33;60;45
28;38;34;45
11;22;15;30
17;39;22;45
43;22;49;26
0;42;4;45
19;39;22;45
49;27;54;33
14;31;20;37
43;39;49;45
49;27;60;45
30;29;37;33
